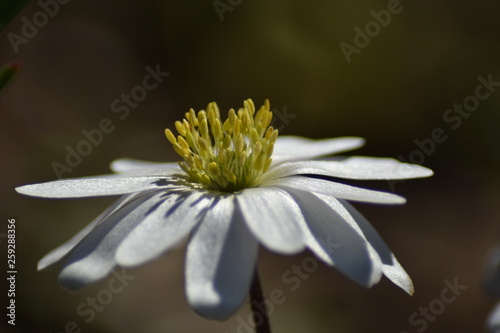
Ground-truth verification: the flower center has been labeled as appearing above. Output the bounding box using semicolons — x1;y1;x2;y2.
165;99;278;192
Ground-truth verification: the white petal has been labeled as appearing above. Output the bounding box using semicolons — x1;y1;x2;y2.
272;136;365;164
237;187;306;254
58;191;165;290
266;176;406;204
110;158;182;176
37;194;138;270
116;191;211;267
186;196;258;320
341;200;414;294
265;157;433;181
285;188;383;287
16;175;179;198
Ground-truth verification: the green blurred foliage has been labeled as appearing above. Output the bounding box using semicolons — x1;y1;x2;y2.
0;0;30;30
0;0;28;91
0;60;20;91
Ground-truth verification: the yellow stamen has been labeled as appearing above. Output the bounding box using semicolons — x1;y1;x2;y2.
165;99;278;192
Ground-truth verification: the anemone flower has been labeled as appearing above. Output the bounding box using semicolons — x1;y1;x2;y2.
16;99;432;325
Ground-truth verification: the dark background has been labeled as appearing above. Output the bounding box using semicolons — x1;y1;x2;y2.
1;0;500;332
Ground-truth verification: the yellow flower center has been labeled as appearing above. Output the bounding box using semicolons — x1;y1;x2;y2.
165;99;278;192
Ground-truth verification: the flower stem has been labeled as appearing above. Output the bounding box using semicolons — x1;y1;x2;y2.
249;266;272;333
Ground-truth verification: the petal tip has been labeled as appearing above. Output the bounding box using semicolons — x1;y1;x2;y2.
58;275;87;292
339;136;366;150
114;250;146;268
405;164;434;179
411;165;434;178
354;137;366;145
15;185;31;196
396;197;407;205
187;290;236;321
423;167;434;177
15;184;49;198
109;158;131;173
401;279;415;296
37;260;50;271
58;264;104;291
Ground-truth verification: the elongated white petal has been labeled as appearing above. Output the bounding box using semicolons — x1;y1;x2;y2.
16;175;179;198
285;188;383;287
116;191;211;267
37;193;139;270
272;136;365;164
237;187;306;254
265;157;434;181
58;191;164;290
266;176;406;204
110;158;182;175
186;196;258;320
341;200;414;294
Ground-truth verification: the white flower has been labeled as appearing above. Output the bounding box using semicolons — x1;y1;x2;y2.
16;99;432;320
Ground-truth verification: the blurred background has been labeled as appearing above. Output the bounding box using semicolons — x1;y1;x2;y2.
1;0;500;332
